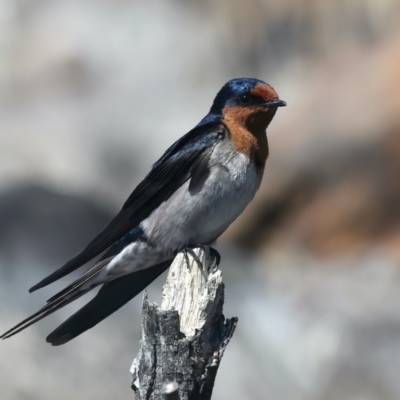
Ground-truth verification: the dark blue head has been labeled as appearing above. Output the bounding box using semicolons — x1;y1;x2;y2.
209;78;286;115
198;78;286;129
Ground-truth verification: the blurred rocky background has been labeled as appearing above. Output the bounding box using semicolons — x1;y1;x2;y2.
1;0;400;399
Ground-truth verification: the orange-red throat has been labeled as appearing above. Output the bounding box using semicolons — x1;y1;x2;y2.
221;82;283;169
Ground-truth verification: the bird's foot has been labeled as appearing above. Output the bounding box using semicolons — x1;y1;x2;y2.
180;245;220;273
181;246;204;270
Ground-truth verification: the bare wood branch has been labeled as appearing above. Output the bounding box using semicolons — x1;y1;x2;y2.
131;247;238;400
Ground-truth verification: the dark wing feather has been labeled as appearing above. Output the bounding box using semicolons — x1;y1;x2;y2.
189;125;225;192
1;259;172;341
46;260;172;345
30;122;225;292
0;285;91;340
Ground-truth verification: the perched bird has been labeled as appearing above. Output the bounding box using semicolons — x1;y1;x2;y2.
1;78;286;345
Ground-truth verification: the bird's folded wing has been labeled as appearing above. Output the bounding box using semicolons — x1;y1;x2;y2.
30;121;226;292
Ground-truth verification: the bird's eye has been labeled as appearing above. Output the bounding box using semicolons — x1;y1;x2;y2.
239;94;251;104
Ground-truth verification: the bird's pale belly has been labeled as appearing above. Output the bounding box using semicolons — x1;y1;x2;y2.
141;150;261;253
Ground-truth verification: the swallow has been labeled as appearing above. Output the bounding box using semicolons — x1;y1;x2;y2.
1;78;286;345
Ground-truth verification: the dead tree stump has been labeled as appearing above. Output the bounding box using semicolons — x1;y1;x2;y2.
131;247;238;400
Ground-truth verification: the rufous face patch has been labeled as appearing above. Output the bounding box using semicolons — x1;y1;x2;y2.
250;82;279;103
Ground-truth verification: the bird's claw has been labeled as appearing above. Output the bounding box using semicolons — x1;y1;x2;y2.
180;245;220;273
182;247;204;270
207;247;221;272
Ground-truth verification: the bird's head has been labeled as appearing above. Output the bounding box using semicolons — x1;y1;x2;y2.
210;78;286;132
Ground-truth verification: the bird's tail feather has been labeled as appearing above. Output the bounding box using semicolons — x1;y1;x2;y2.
1;259;171;342
46;257;114;304
0;256;119;339
46;260;172;346
0;288;89;340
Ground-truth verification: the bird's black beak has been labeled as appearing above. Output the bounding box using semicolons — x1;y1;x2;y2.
264;99;287;107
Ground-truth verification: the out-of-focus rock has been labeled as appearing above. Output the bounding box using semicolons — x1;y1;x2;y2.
0;183;113;268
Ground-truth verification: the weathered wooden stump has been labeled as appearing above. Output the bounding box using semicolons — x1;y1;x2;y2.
131;247;238;400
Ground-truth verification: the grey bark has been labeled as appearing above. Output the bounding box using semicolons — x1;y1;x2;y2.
131;247;238;400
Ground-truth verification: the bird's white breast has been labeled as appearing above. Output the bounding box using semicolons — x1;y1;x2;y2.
141;138;262;253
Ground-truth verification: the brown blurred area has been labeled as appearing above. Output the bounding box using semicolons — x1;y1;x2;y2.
1;1;400;399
